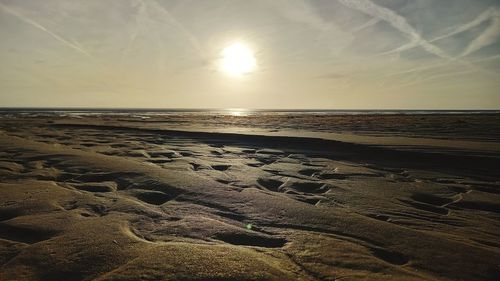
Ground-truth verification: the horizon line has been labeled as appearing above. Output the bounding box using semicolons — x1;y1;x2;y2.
1;107;500;112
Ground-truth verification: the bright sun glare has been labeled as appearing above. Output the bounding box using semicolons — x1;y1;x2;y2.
220;42;256;77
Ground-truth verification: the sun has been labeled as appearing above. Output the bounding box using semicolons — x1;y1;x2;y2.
220;42;257;77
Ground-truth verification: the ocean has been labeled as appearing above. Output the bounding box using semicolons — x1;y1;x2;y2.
1;108;500;142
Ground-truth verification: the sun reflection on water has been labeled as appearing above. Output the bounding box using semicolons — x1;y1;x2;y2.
227;109;249;117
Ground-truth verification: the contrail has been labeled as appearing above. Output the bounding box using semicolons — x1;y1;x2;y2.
388;54;500;78
462;8;500;56
387;61;448;77
0;2;95;61
271;0;354;61
120;0;146;66
395;69;476;89
0;3;127;93
380;6;499;56
337;0;497;76
132;0;166;75
351;17;380;33
337;0;450;59
139;0;206;61
434;7;498;43
272;0;333;31
385;54;500;89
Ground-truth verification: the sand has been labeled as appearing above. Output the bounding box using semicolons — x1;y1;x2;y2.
0;113;499;281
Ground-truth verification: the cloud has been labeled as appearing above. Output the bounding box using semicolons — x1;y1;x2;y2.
139;0;206;61
268;0;355;58
351;17;380;33
337;0;500;78
380;6;500;56
271;0;333;31
120;0;146;65
434;7;499;43
462;7;500;56
314;72;348;79
396;69;476;89
385;54;500;89
337;0;451;59
0;2;95;61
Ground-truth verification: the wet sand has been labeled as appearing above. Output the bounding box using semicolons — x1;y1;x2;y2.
0;113;499;280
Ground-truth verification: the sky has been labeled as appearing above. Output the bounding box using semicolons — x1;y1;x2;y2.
1;0;500;109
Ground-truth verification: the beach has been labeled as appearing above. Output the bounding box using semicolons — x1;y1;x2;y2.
0;110;499;281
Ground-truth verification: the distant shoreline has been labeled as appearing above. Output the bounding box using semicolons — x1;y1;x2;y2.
1;108;500;115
